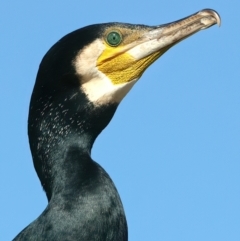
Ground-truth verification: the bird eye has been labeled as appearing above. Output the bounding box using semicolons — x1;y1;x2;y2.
106;31;122;46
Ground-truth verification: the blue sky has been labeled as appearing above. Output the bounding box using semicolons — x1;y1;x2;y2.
1;1;239;240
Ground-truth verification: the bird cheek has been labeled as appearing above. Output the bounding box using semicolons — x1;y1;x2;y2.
97;52;143;84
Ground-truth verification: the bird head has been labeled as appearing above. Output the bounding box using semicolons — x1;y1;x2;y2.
72;9;220;106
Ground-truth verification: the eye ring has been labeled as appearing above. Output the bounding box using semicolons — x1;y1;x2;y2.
106;31;122;47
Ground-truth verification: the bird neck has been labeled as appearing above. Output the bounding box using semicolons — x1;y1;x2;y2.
28;87;118;200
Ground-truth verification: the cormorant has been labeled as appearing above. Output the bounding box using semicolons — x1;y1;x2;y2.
13;9;220;241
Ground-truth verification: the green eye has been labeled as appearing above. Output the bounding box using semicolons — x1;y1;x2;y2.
106;31;122;46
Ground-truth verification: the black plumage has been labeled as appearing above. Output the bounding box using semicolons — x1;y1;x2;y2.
14;25;127;241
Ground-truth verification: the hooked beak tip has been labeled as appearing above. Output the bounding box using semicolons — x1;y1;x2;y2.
199;9;221;27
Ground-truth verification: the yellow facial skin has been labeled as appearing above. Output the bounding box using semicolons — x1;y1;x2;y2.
96;26;171;85
97;42;170;85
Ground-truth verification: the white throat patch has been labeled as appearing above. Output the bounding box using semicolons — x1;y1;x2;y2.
73;39;137;106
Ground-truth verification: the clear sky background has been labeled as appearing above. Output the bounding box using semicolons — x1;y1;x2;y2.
1;1;239;241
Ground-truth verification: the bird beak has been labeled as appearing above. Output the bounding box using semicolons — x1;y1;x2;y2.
128;9;221;60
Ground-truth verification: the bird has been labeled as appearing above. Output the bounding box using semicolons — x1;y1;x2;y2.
13;9;220;241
